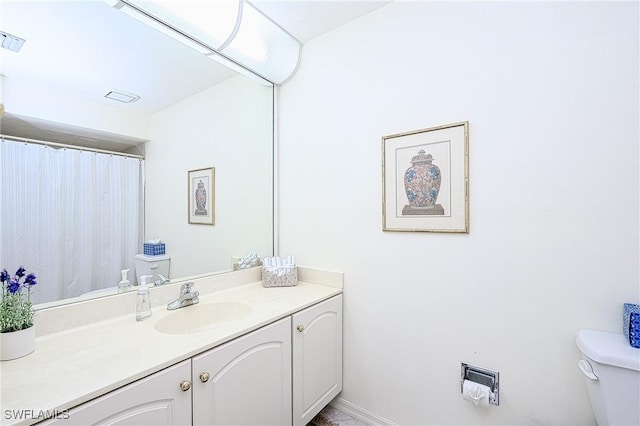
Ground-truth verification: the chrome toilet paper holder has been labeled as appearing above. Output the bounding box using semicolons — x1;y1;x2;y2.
461;363;500;406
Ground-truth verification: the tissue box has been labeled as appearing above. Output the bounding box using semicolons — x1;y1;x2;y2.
262;267;297;288
143;242;166;256
623;303;640;349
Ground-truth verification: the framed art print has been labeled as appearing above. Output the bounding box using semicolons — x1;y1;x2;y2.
382;121;469;233
188;167;215;225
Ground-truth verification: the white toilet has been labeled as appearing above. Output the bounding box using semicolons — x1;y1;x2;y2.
134;254;171;285
576;329;640;425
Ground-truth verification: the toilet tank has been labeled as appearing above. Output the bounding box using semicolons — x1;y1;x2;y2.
134;254;171;285
576;329;640;426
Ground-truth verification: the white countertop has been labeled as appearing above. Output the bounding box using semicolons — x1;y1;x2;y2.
0;267;342;425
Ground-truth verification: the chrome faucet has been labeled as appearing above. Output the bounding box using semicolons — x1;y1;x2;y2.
167;282;199;310
154;274;170;286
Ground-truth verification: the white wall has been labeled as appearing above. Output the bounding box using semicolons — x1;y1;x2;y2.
278;2;639;425
146;75;273;278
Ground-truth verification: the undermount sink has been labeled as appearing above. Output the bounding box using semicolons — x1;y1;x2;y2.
154;301;252;335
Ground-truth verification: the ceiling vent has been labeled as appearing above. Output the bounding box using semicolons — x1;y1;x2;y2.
0;31;26;52
105;90;140;103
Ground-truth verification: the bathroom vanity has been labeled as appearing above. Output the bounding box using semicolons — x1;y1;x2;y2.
0;267;343;426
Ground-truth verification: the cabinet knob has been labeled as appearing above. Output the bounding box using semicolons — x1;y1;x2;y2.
199;372;211;383
296;324;305;332
179;380;191;392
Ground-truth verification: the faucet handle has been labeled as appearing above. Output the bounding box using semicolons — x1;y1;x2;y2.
154;274;170;286
180;282;195;293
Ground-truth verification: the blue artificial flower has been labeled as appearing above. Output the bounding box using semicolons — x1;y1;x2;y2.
7;279;21;294
1;266;37;333
24;273;37;287
15;266;26;278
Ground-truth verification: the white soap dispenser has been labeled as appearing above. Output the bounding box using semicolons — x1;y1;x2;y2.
118;269;132;294
136;275;153;321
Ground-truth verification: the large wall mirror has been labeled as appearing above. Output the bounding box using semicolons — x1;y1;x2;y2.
0;1;274;308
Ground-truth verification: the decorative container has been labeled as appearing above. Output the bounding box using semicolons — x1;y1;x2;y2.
262;267;297;288
623;303;640;349
0;326;35;361
404;149;441;209
195;180;208;215
143;242;166;256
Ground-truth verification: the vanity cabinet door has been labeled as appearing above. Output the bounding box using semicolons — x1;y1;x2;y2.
41;360;192;426
292;294;343;426
192;317;292;426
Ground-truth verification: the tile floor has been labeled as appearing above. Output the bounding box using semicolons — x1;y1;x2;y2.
309;405;370;426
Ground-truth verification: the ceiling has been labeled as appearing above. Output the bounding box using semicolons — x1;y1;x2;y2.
253;1;390;45
0;0;389;149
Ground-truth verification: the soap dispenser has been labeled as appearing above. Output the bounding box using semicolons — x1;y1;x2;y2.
118;269;132;294
136;275;153;321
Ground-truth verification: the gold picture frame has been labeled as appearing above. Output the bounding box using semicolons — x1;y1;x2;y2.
382;121;469;233
188;167;215;225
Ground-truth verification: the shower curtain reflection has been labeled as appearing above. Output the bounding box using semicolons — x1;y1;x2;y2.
0;138;144;304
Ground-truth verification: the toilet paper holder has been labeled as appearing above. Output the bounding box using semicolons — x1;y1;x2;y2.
461;363;500;406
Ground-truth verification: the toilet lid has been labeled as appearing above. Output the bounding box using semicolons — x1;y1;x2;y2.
577;329;640;371
135;254;171;262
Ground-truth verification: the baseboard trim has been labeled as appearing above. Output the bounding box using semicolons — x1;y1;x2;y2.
329;397;399;426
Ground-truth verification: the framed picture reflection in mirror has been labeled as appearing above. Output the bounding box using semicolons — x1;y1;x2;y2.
188;167;215;225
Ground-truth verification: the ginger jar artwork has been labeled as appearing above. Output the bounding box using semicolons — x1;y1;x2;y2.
403;149;444;215
194;179;207;216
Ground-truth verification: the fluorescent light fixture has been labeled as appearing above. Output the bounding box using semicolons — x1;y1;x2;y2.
105;0;300;85
105;90;141;103
124;0;240;51
117;2;212;54
0;31;26;53
221;1;300;84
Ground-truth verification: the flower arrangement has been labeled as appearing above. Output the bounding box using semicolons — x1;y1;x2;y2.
0;267;37;333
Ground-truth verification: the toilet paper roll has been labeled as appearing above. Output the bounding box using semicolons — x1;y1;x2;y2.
462;380;490;407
